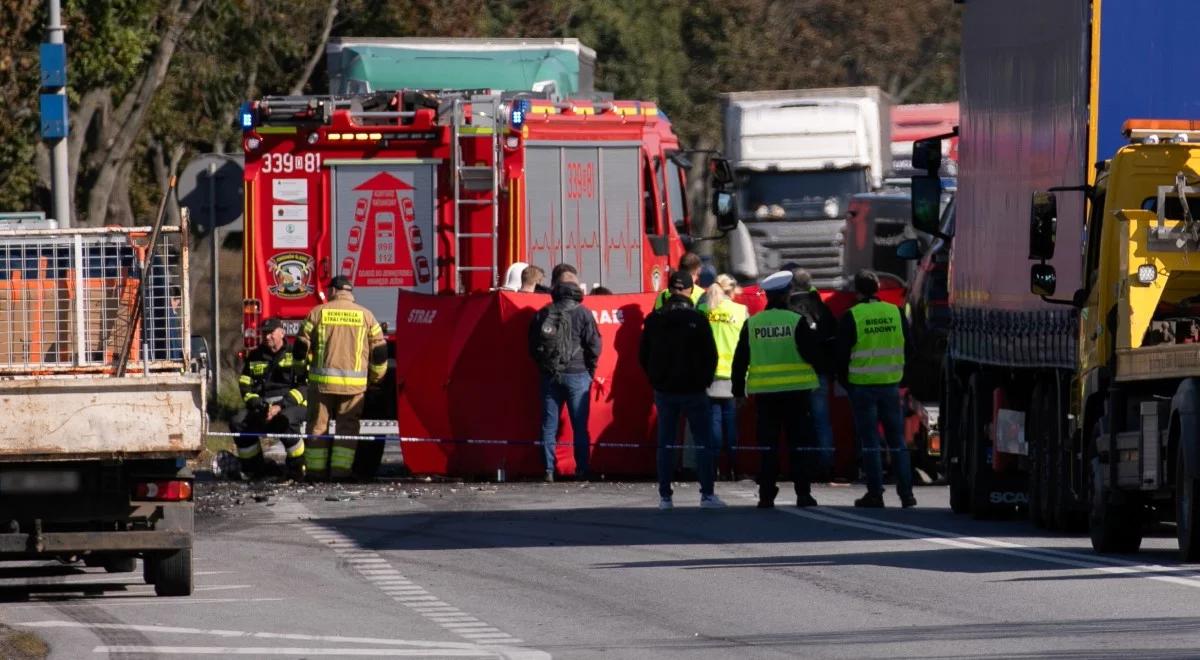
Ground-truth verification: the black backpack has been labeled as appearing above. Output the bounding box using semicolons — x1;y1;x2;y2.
534;303;578;376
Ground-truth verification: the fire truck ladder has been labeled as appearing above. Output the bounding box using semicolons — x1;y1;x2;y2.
450;96;501;293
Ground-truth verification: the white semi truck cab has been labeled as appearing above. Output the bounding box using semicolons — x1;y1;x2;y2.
722;87;892;287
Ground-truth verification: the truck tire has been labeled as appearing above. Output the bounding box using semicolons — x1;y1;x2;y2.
1176;442;1200;561
1042;410;1062;530
1089;423;1142;554
947;376;971;514
968;374;996;519
143;556;157;585
149;549;193;597
1026;381;1047;528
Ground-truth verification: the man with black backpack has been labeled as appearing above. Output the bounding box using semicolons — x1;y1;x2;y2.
528;279;602;482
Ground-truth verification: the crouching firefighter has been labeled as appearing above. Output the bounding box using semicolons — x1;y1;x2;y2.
294;276;388;480
230;318;307;479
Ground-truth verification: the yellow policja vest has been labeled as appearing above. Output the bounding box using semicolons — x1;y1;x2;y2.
745;309;817;394
847;301;905;386
708;298;748;379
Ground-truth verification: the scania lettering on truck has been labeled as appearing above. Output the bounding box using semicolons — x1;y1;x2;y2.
911;0;1200;559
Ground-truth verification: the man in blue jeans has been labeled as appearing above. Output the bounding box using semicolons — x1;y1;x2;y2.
529;277;602;482
836;270;916;508
640;271;724;509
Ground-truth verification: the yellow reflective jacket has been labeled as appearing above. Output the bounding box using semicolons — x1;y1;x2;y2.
296;291;387;395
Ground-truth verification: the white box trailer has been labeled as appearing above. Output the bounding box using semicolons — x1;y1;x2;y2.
0;222;206;597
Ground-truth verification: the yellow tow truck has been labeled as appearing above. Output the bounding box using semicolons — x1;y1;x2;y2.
1027;119;1200;557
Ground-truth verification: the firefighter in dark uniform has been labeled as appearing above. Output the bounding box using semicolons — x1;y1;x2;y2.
230;318;307;479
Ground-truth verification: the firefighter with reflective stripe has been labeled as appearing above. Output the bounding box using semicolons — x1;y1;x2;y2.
229;318;307;479
731;270;824;508
836;269;916;509
293;276;388;480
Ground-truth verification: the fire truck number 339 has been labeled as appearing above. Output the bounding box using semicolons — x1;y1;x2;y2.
261;152;322;174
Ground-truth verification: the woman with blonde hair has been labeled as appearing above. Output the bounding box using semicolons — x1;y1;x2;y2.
706;273;748;479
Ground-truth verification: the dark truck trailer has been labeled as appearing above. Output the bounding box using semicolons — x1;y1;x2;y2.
925;0;1200;521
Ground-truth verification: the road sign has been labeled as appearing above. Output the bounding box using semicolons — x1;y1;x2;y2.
179;154;245;231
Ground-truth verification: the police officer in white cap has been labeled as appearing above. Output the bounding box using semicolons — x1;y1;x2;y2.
731;271;824;508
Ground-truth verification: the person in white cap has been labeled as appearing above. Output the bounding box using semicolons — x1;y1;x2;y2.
731;270;824;508
500;262;528;291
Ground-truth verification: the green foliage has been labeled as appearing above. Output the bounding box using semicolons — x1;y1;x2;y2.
65;0;158;95
0;0;961;220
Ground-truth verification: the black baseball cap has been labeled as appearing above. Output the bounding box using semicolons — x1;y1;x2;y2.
668;270;693;292
261;318;285;334
329;275;353;291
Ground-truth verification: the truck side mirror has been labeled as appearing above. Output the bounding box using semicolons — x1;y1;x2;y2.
896;238;921;261
727;221;758;280
712;190;738;232
1030;263;1057;297
912;137;943;173
911;175;941;233
1029;191;1058;260
709;157;734;186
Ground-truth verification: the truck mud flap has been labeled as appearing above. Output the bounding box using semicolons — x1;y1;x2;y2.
975;469;1029;511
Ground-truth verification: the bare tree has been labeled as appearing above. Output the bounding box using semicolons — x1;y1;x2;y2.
80;0;205;226
290;0;339;96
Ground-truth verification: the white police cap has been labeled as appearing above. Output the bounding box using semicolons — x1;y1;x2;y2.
760;270;794;293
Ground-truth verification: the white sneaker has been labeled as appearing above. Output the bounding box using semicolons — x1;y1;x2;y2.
700;494;727;509
658;497;673;510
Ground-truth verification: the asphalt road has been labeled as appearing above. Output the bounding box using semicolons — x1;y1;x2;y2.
4;480;1200;659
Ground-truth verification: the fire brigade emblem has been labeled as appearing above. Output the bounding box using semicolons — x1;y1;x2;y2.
651;265;662;291
268;252;315;299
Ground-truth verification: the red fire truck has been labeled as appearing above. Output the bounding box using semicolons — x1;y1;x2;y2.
240;89;694;340
240;90;730;477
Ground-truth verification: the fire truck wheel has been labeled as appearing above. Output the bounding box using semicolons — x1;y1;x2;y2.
149;548;193;597
1176;442;1200;562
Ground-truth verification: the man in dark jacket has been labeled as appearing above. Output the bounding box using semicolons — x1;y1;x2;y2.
789;268;838;480
836;269;916;509
528;280;602;481
640;271;724;509
732;271;826;508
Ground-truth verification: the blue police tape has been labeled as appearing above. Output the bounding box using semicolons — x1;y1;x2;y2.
203;431;903;452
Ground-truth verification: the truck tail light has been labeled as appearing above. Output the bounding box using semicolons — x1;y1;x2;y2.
243;299;262;349
134;480;193;501
928;431;941;456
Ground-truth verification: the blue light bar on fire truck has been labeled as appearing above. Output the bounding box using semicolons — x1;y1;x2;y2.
239;101;255;132
508;98;531;130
